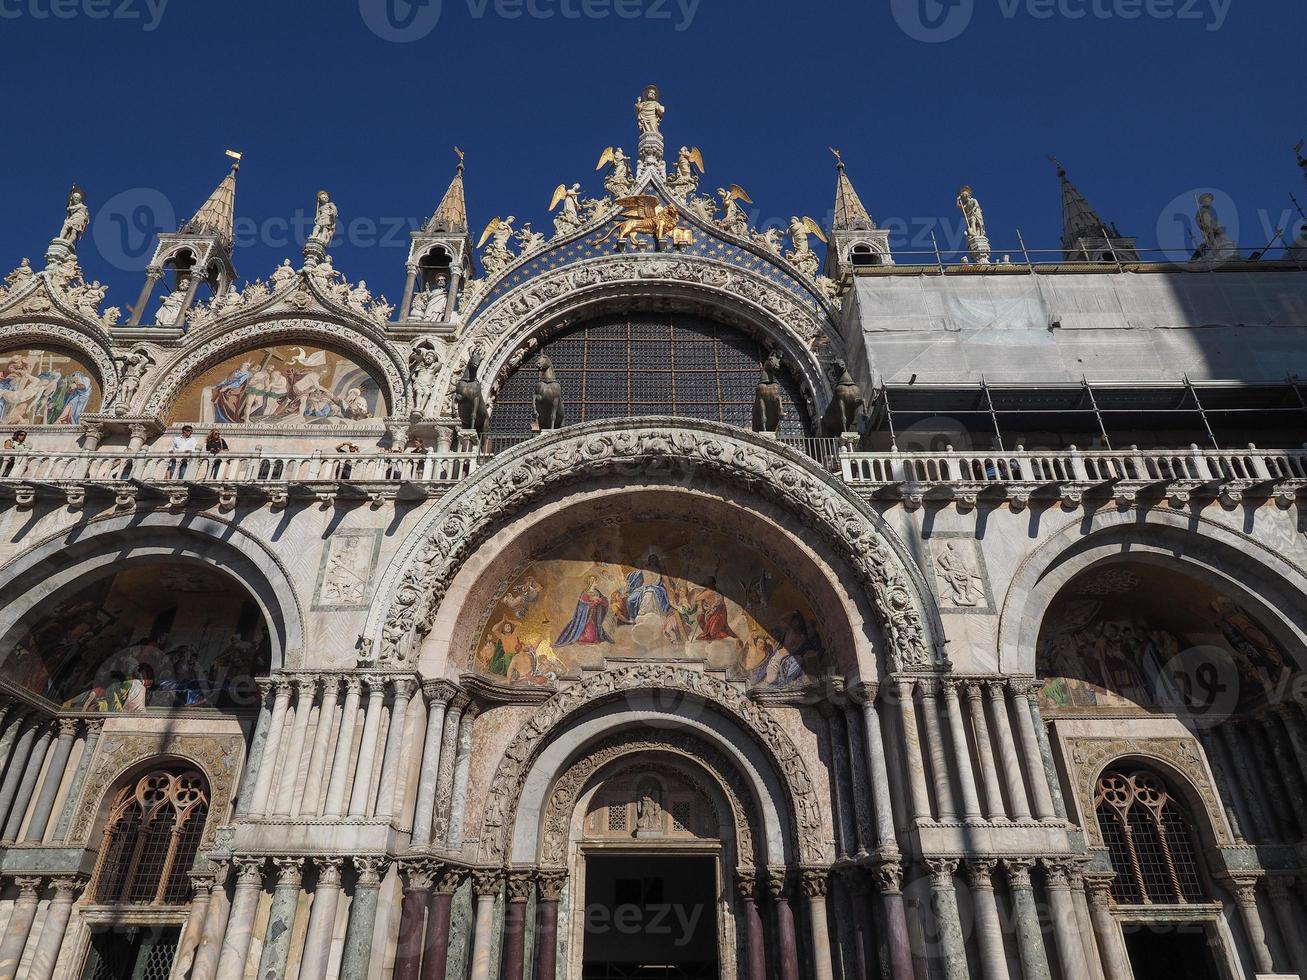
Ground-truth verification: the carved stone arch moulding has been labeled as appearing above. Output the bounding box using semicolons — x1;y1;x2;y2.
0;319;120;406
372;419;941;672
456;253;840;406
140;315;409;419
68;732;245;848
476;663;824;866
1065;736;1232;848
535;731;758;869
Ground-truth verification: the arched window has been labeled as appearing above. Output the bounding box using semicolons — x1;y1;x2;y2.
1095;769;1205;905
90;769;209;905
850;242;881;267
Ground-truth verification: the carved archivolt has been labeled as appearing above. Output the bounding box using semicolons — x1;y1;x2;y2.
537;735;756;869
374;419;939;672
0;318;120;406
476;663;825;866
1065;736;1231;847
69;732;245;848
140;316;409;419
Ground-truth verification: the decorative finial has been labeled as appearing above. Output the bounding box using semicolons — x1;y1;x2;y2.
454;146;465;176
1048;154;1067;178
830;146;845;171
225;149;243;174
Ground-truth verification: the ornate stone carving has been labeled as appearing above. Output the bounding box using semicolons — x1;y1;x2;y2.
1001;858;1035;889
436;865;465;895
799;869;829;898
506;871;535;902
402;859;439;891
375;421;937;671
472;869;502;897
924;858;959;886
537;869;567;900
353;856;389;887
476;664;827;866
316;858;344;888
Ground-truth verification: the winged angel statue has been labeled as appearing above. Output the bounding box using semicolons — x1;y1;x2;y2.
592;195;685;249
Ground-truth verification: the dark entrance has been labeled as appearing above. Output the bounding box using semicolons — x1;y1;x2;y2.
582;854;718;980
80;925;181;980
1122;922;1221;980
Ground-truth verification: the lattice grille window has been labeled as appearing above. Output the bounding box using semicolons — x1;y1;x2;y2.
91;770;209;906
607;803;628;832
671;800;693;833
1094;769;1205;905
490;315;812;437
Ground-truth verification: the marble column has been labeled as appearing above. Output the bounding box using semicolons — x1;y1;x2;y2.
736;872;767;980
966;683;1007;821
324;677;363;817
349;679;387;817
190;863;233;980
377;678;417;820
255;858;303;980
801;870;836;980
873;861;914;980
825;710;858;858
446;705;479;848
298;859;344;980
857;686;898;848
1022;686;1068;819
468;870;501;980
0;718;37;832
1012;688;1058;822
1041;860;1091;980
501;871;533;980
964;860;1009;980
0;705;21;763
249;681;292;817
1068;862;1104;980
987;682;1031;821
1225;875;1275;975
395;861;437;980
297;679;340;818
430;697;467;844
340;857;389;980
1001;860;1051;980
412;685;453;847
215;858;265;980
273;679;316;818
25;877;80;980
895;680;933;824
1084;875;1131;980
842;705;875;858
1266;876;1307;978
0;876;43;980
24;719;78;842
2;722;54;841
54;719;102;841
169;874;214;980
925;860;967;980
424;866;465;980
767;872;801;980
942;681;983;822
235;685;274;817
918;681;958;821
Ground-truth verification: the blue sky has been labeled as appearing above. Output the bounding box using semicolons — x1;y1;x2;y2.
1;0;1304;305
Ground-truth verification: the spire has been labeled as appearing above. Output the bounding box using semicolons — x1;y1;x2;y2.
830;148;874;232
184;151;241;244
425;147;468;234
1051;155;1116;251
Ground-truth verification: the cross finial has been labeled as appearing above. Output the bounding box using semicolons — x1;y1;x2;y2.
453;146;465;176
829;146;845;171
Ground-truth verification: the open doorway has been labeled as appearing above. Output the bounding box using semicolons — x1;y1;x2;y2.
1122;922;1222;980
582;854;719;980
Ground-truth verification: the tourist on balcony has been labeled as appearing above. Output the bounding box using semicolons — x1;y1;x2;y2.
205;428;229;479
168;425;199;479
1;429;29;476
335;442;360;480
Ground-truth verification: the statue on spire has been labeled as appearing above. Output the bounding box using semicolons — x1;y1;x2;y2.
956;185;991;264
635;84;666;175
58;186;90;245
304;190;338;266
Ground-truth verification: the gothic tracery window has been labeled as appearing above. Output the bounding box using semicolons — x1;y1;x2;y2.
90;769;209;905
1094;769;1205;905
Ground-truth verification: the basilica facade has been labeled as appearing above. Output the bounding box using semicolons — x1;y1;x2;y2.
1;90;1306;980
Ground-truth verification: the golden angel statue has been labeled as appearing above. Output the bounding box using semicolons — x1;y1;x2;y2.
550;182;583;236
478;216;517;277
669;146;705;198
592;195;683;249
786;216;827;278
596;146;634;198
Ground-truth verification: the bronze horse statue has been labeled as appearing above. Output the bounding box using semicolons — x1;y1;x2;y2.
533;354;565;431
752;351;784;434
822;358;865;436
454;350;490;437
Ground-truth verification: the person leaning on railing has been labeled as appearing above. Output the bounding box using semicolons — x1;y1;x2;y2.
167;425;199;479
1;429;30;477
205;428;229;479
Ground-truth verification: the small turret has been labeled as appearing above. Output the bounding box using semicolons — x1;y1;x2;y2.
824;149;892;279
401;148;475;323
1051;156;1138;263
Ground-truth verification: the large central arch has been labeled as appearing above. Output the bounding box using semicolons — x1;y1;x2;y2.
367;418;944;672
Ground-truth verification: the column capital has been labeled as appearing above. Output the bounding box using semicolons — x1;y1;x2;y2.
764;868;791;899
56;718;80;738
871;860;903;895
798;868;829;898
1010;678;1043;699
472;868;501;897
963;858;997;889
850;681;879;703
1220;873;1263;906
923;858;958;886
344;676;364;696
1084;873;1116;908
1001;858;1035;889
48;876;83;900
423;679;460;708
1039;857;1072;889
964;681;986;703
12;876;43;899
401;858;438;891
353;855;389;887
536;869;568;901
316;857;344;888
734;869;758;899
506;870;535;902
390;677;417;700
915;678;939;700
273;680;294;700
82;718;104;736
940;677;965;698
984;679;1008;698
234;857;265;886
273;857;304;888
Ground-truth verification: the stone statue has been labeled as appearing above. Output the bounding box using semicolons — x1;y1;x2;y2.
669;146;704;198
454;349;490;437
1195;193;1236;258
936;542;982;607
533;354;564;431
348;280;372;314
411;276;449;322
550;183;583;237
751;227;783;256
822;359;864;436
718;186;752;237
270;259;297;287
635;782;663;834
155;287;187;326
635;85;665;138
58;187;90;245
309;190;338;248
597;147;634;199
5;259;33;288
409;341;442;418
752;351;784;434
478;216;517;277
114;348;152;409
515;222;546;256
957;186;991;263
786;216;826;278
69;279;108;318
